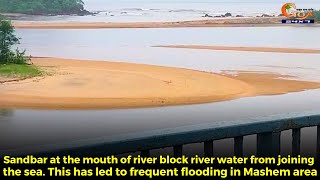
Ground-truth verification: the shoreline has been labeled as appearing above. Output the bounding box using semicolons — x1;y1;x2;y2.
0;58;320;110
13;17;319;29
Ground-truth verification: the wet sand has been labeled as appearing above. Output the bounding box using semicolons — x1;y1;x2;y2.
0;58;319;109
0;77;20;84
155;45;320;54
12;17;293;29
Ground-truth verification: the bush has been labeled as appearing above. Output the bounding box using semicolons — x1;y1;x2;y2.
0;16;29;64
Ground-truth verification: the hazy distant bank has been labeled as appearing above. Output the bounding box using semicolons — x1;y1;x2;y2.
14;17;304;29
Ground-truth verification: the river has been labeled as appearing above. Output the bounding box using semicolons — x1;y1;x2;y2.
1;23;319;156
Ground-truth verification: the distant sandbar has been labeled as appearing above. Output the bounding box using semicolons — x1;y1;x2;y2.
155;45;320;54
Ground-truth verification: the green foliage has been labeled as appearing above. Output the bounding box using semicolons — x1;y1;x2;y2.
313;10;320;22
0;16;29;64
0;64;42;78
0;0;88;15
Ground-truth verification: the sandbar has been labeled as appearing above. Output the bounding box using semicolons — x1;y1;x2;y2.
155;45;320;54
0;58;319;109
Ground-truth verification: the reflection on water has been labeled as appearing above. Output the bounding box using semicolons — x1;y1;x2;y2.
0;109;13;119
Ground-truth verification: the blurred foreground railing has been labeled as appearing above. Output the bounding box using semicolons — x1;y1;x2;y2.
4;112;320;159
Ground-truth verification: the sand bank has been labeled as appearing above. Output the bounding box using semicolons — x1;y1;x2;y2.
12;17;292;29
155;45;320;54
0;58;319;109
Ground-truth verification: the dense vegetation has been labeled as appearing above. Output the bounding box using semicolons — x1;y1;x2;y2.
0;0;89;15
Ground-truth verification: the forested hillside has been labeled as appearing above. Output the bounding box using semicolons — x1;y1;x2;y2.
0;0;90;15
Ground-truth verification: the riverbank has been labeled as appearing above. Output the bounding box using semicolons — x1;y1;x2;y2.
0;58;319;110
13;17;310;29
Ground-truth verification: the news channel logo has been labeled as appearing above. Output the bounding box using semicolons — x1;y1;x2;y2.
281;3;315;24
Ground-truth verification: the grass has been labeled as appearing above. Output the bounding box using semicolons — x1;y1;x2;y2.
0;64;43;78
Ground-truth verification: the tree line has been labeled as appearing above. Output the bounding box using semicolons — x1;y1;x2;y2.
0;0;89;16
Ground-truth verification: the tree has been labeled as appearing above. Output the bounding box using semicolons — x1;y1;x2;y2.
0;18;19;62
0;0;89;15
0;16;28;64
